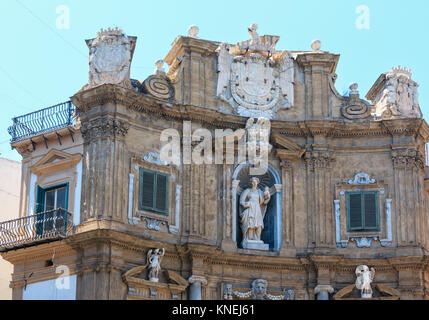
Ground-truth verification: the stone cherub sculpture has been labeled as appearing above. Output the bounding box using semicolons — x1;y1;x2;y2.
355;265;375;298
239;177;271;246
146;248;165;282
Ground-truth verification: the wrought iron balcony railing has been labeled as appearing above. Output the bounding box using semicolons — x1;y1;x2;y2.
7;101;76;142
0;209;73;252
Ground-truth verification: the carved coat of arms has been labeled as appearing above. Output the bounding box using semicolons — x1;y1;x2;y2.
86;28;133;89
216;24;294;119
370;66;422;119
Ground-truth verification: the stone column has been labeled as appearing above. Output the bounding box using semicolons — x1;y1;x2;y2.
304;149;335;248
314;285;334;300
274;184;283;252
392;148;426;249
188;275;207;300
80;116;130;223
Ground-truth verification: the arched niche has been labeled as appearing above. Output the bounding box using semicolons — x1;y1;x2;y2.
232;163;282;252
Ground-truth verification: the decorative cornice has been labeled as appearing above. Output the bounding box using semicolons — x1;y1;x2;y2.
71;84;429;142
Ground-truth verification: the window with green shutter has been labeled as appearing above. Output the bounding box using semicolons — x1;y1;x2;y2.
138;168;169;215
346;191;379;232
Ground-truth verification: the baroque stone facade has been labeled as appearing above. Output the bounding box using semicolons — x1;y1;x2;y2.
2;25;429;301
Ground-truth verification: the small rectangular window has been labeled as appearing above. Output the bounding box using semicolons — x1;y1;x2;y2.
138;168;169;215
346;191;379;232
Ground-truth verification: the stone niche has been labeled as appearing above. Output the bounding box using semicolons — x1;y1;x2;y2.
122;267;188;300
232;163;282;252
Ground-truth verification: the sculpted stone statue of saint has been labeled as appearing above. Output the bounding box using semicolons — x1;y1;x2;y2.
239;177;271;245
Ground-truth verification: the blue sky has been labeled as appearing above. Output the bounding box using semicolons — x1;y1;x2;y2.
0;0;428;161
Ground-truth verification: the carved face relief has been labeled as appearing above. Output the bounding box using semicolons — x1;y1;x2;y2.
252;279;267;299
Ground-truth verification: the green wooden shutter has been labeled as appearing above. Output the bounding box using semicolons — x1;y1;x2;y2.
138;169;169;215
139;169;155;210
35;186;45;214
155;174;169;214
348;193;363;231
364;192;378;230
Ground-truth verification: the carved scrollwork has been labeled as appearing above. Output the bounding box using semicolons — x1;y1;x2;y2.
142;75;174;100
341;83;372;120
142;60;174;100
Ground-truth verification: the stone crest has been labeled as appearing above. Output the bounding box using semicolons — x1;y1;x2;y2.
86;28;136;89
367;66;422;119
216;24;294;119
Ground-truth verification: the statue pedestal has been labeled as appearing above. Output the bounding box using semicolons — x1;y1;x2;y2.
242;239;269;251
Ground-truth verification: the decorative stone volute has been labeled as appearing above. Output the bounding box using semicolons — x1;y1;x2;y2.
142;60;174;100
341;83;373;120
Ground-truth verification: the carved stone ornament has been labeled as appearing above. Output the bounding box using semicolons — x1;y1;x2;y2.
86;28;135;89
143;151;168;166
355;265;375;299
392;148;425;170
122;250;189;300
304;150;335;171
142;217;166;231
142;60;174;100
347;172;376;185
341;83;372;120
368;66;422;119
223;279;295;301
216;24;294;119
80;117;130;143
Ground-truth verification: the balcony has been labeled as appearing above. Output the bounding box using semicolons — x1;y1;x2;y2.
0;209;73;252
7;101;76;142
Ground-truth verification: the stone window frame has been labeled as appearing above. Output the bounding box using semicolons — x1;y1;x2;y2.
130;154;179;231
29;150;82;225
334;173;392;248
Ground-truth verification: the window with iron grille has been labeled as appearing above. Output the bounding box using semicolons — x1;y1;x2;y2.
346;191;379;232
138;168;169;215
